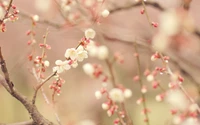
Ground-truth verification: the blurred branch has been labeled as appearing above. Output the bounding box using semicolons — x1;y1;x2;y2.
109;1;164;14
133;40;150;125
102;34;200;91
0;47;55;125
19;11;63;28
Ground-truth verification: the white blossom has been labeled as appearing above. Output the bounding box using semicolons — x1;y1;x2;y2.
77;119;95;125
77;46;88;62
160;9;181;36
32;15;39;22
53;60;70;73
85;28;96;39
146;75;154;82
97;46;109;60
124;89;132;99
165;89;189;111
65;48;78;60
109;88;124;103
83;63;94;76
152;33;169;52
44;60;50;67
181;118;199;125
101;9;110;18
102;103;109;110
95;91;102;99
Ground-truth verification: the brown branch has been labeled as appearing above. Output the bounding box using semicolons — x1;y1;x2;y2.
19;11;63;29
109;1;164;14
32;71;57;104
0;47;55;125
103;34;200;92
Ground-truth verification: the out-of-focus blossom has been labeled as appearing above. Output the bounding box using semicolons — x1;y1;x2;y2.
160;9;181;36
165;89;189;111
85;28;96;39
97;46;109;60
109;88;124;103
101;9;110;18
83;63;94;76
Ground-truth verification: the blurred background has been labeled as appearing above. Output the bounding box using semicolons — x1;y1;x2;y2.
0;0;200;125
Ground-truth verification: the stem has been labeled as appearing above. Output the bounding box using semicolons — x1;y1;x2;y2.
141;1;152;27
32;71;57;104
133;41;150;125
105;59;117;87
159;53;200;113
105;59;133;125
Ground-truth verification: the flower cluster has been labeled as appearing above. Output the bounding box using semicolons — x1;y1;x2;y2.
95;86;132;117
53;28;96;74
86;40;109;60
0;1;19;32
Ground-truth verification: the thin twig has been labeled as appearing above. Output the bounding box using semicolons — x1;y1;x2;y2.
133;41;150;125
32;71;57;104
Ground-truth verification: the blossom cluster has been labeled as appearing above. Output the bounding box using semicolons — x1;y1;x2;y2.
0;1;19;32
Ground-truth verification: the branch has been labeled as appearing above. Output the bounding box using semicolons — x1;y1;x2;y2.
19;11;63;29
109;1;164;14
0;47;55;125
133;40;150;125
103;34;200;92
32;71;57;104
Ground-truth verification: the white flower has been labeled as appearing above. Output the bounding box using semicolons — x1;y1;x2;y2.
77;46;88;62
152;33;169;52
97;46;109;60
83;63;94;76
65;48;78;60
44;60;50;67
160;9;181;36
146;75;154;82
124;89;132;99
109;88;124;103
32;15;39;22
181;118;199;125
155;95;162;102
101;9;110;18
71;60;78;68
95;91;102;99
77;119;95;125
165;89;189;111
85;28;96;39
53;60;70;73
102;103;109;110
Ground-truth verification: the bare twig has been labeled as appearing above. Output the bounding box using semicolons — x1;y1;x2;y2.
133;40;150;125
32;71;57;104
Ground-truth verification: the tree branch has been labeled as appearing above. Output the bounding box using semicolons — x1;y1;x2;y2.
0;47;55;125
